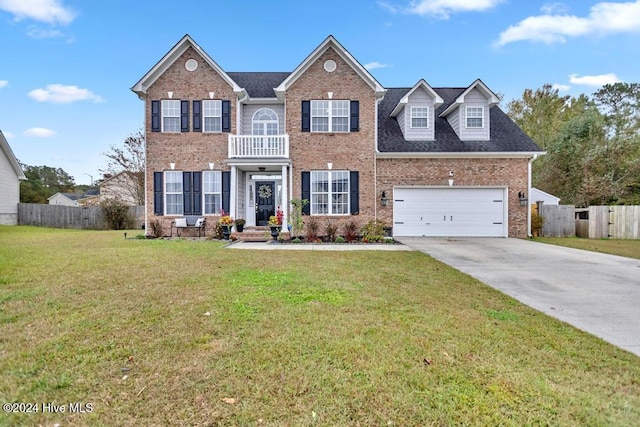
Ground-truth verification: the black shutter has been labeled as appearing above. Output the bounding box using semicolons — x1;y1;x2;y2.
221;171;231;214
350;101;359;132
192;100;202;132
183;172;193;215
301;101;310;132
349;171;359;215
192;172;202;215
153;172;163;215
151;101;161;132
221;100;231;132
181;100;190;132
301;171;310;215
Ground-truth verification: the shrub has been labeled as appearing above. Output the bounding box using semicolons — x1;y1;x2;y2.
324;221;338;242
148;219;163;238
335;236;345;244
292;237;302;243
361;219;386;243
306;218;320;241
290;199;309;238
532;213;545;237
101;199;134;230
342;220;359;243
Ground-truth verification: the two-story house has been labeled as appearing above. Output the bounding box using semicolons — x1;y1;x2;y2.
132;35;543;238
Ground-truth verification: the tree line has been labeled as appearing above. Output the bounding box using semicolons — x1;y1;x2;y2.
507;83;640;206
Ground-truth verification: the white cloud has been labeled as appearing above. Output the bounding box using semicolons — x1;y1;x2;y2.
364;61;391;70
0;80;7;88
569;73;621;87
381;0;504;19
0;0;75;25
541;2;569;15
552;83;571;91
496;0;640;46
27;26;65;39
28;84;104;104
3;131;14;139
24;127;57;138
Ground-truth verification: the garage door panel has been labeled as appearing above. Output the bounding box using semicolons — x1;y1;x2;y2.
393;188;506;237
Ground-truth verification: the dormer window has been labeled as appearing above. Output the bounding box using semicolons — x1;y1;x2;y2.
466;107;484;128
410;107;429;129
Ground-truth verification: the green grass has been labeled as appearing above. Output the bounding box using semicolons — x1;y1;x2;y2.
1;226;639;426
534;236;640;259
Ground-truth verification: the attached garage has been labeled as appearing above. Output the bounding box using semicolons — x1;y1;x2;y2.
393;187;507;237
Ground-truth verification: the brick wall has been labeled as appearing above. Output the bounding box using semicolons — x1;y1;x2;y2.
376;157;530;237
144;47;235;236
285;47;377;228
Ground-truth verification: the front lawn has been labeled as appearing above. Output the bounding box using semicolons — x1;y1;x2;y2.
534;236;640;259
1;226;639;425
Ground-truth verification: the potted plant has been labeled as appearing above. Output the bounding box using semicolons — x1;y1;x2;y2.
219;214;234;240
235;218;246;232
268;206;284;241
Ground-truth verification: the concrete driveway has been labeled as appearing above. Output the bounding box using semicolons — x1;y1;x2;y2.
396;237;640;357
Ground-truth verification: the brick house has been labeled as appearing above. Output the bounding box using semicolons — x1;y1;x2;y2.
132;35;543;238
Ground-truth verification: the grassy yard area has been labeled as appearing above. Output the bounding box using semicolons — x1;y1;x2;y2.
1;226;639;426
534;237;640;260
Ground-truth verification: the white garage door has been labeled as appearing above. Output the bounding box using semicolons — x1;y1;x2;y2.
393;187;506;237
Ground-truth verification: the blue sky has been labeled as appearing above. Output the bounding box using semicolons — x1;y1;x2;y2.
1;0;638;186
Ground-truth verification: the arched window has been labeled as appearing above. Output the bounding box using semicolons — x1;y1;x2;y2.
252;108;279;135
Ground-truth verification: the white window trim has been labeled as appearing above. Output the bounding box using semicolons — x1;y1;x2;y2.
311;100;350;133
410;106;429;129
162;100;181;133
465;106;484;129
203;170;222;215
164;170;183;216
310;170;350;215
203;100;222;133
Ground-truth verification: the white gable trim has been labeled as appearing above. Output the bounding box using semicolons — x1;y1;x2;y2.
274;35;386;100
390;79;444;117
0;131;26;180
439;79;500;118
131;34;242;98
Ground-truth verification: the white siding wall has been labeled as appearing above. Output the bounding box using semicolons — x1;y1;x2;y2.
447;107;460;138
397;108;406;135
240;104;286;135
237;171;247;220
459;89;490;141
0;151;20;225
405;88;435;141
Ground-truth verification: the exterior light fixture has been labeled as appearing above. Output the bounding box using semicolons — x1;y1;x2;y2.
448;170;454;187
518;191;528;206
381;190;388;207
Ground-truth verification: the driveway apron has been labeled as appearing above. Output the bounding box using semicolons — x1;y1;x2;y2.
396;237;640;357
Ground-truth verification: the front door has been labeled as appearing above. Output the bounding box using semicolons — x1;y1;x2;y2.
255;181;275;226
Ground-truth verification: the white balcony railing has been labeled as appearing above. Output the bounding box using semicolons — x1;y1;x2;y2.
228;134;289;158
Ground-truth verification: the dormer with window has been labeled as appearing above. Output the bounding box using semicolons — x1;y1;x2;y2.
390;80;443;141
439;79;500;141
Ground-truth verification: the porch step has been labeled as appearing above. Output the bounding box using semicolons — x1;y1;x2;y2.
231;226;271;242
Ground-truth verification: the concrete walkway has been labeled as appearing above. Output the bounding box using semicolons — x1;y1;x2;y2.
396;237;640;357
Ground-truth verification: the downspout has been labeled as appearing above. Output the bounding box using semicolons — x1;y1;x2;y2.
527;154;538;238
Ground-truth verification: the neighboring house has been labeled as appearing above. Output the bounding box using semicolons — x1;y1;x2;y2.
48;192;83;206
0;131;26;225
530;188;560;206
98;172;141;206
132;35;544;238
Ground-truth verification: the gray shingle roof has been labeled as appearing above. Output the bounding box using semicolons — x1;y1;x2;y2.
378;87;542;153
227;72;290;98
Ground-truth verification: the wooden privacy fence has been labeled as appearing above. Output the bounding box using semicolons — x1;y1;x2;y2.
18;204;144;230
539;204;640;239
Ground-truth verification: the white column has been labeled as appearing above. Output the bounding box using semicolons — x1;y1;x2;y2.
230;165;237;218
281;164;288;227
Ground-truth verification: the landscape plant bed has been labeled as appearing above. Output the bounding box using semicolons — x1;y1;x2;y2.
1;226;639;426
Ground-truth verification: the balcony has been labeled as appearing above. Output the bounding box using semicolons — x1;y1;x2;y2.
228;134;289;158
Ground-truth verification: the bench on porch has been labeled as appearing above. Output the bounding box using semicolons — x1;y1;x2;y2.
171;216;206;237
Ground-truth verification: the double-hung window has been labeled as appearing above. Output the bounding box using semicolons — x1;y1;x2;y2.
203;171;222;214
411;106;429;128
466;106;484;128
311;100;349;132
162;100;181;132
203;100;222;132
164;171;183;215
311;171;349;215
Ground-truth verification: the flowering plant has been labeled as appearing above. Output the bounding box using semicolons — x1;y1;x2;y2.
218;209;234;225
268;206;284;226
